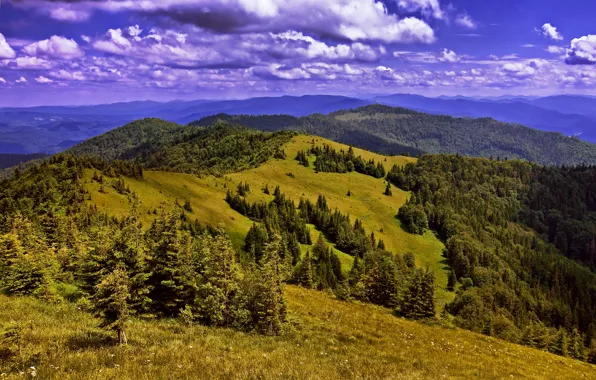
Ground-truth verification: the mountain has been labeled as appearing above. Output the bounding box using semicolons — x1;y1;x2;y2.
0;95;371;154
192;104;596;166
374;94;596;142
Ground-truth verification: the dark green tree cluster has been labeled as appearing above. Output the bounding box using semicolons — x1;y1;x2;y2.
237;181;250;197
397;195;429;235
68;121;296;176
305;145;386;178
295;150;309;167
299;195;374;257
390;154;596;360
0;155;288;343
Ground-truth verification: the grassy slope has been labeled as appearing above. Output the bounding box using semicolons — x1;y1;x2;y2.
2;287;595;379
84;135;449;305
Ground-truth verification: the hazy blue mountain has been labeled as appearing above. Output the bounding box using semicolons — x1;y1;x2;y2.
0;96;371;153
374;94;596;142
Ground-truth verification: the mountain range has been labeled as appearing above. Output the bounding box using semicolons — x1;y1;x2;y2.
2;94;596;155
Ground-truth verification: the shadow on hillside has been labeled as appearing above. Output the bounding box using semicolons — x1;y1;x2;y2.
66;329;116;350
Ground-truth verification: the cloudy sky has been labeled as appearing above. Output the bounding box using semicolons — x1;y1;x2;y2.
0;0;595;106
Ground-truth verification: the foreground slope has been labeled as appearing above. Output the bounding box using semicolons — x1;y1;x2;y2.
1;286;594;380
194;104;596;166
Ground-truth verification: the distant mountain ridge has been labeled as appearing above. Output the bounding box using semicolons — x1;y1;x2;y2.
192;104;596;166
2;93;596;154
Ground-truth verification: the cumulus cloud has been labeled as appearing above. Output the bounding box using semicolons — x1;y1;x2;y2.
546;46;565;54
397;0;444;19
540;23;563;41
268;31;383;62
0;33;16;59
13;56;55;70
0;78;6;84
50;69;87;81
565;35;596;65
35;76;54;83
17;0;436;44
49;7;91;22
23;36;85;60
16;77;27;83
455;13;477;29
439;49;460;63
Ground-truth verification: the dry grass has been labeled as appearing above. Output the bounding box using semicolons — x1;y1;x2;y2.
1;287;594;379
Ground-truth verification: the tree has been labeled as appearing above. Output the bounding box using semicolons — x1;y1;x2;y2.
400;268;435;319
252;235;287;335
292;250;313;289
92;267;131;344
447;269;457;291
384;182;392;196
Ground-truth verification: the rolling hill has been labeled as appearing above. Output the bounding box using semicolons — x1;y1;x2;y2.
193;104;596;166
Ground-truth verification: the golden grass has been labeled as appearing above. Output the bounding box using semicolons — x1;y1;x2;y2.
1;287;594;379
84;135;449;305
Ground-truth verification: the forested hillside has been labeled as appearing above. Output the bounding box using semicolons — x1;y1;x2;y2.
194;104;596;166
1;122;596;377
389;155;596;360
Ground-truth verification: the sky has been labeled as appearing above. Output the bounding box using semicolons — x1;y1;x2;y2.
0;0;595;106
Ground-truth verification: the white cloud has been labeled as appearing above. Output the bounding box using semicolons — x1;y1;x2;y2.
81;35;91;43
540;23;563;41
521;44;535;48
0;77;6;84
455;13;477;29
50;69;87;81
269;31;383;61
546;46;565;54
35;76;54;83
0;33;16;59
49;7;90;22
18;0;436;44
439;49;460;63
566;35;596;65
23;36;84;60
14;56;55;70
397;0;444;19
16;76;27;83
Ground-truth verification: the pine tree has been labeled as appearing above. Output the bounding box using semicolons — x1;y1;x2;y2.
195;229;243;326
447;269;457;291
550;328;569;357
292;250;313;288
253;235;287;335
400;268;435;319
92;267;131;344
570;328;586;360
145;211;193;317
384;182;392;196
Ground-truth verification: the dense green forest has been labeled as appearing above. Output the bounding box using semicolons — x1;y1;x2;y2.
193;105;596;166
388;156;596;361
67;120;294;175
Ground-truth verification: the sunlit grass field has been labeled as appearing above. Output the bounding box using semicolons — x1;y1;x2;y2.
84;135;450;306
1;286;594;379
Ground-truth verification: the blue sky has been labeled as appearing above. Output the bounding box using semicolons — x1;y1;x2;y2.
0;0;595;106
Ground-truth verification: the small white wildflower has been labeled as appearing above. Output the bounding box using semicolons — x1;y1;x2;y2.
30;372;36;378
177;365;182;369
189;345;193;349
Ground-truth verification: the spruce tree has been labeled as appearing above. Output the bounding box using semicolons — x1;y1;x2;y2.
384;182;392;196
292;250;313;288
253;235;287;335
400;268;435;319
447;269;457;291
92;267;131;344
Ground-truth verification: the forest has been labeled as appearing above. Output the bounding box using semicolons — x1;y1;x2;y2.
388;156;596;361
193;104;596;166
